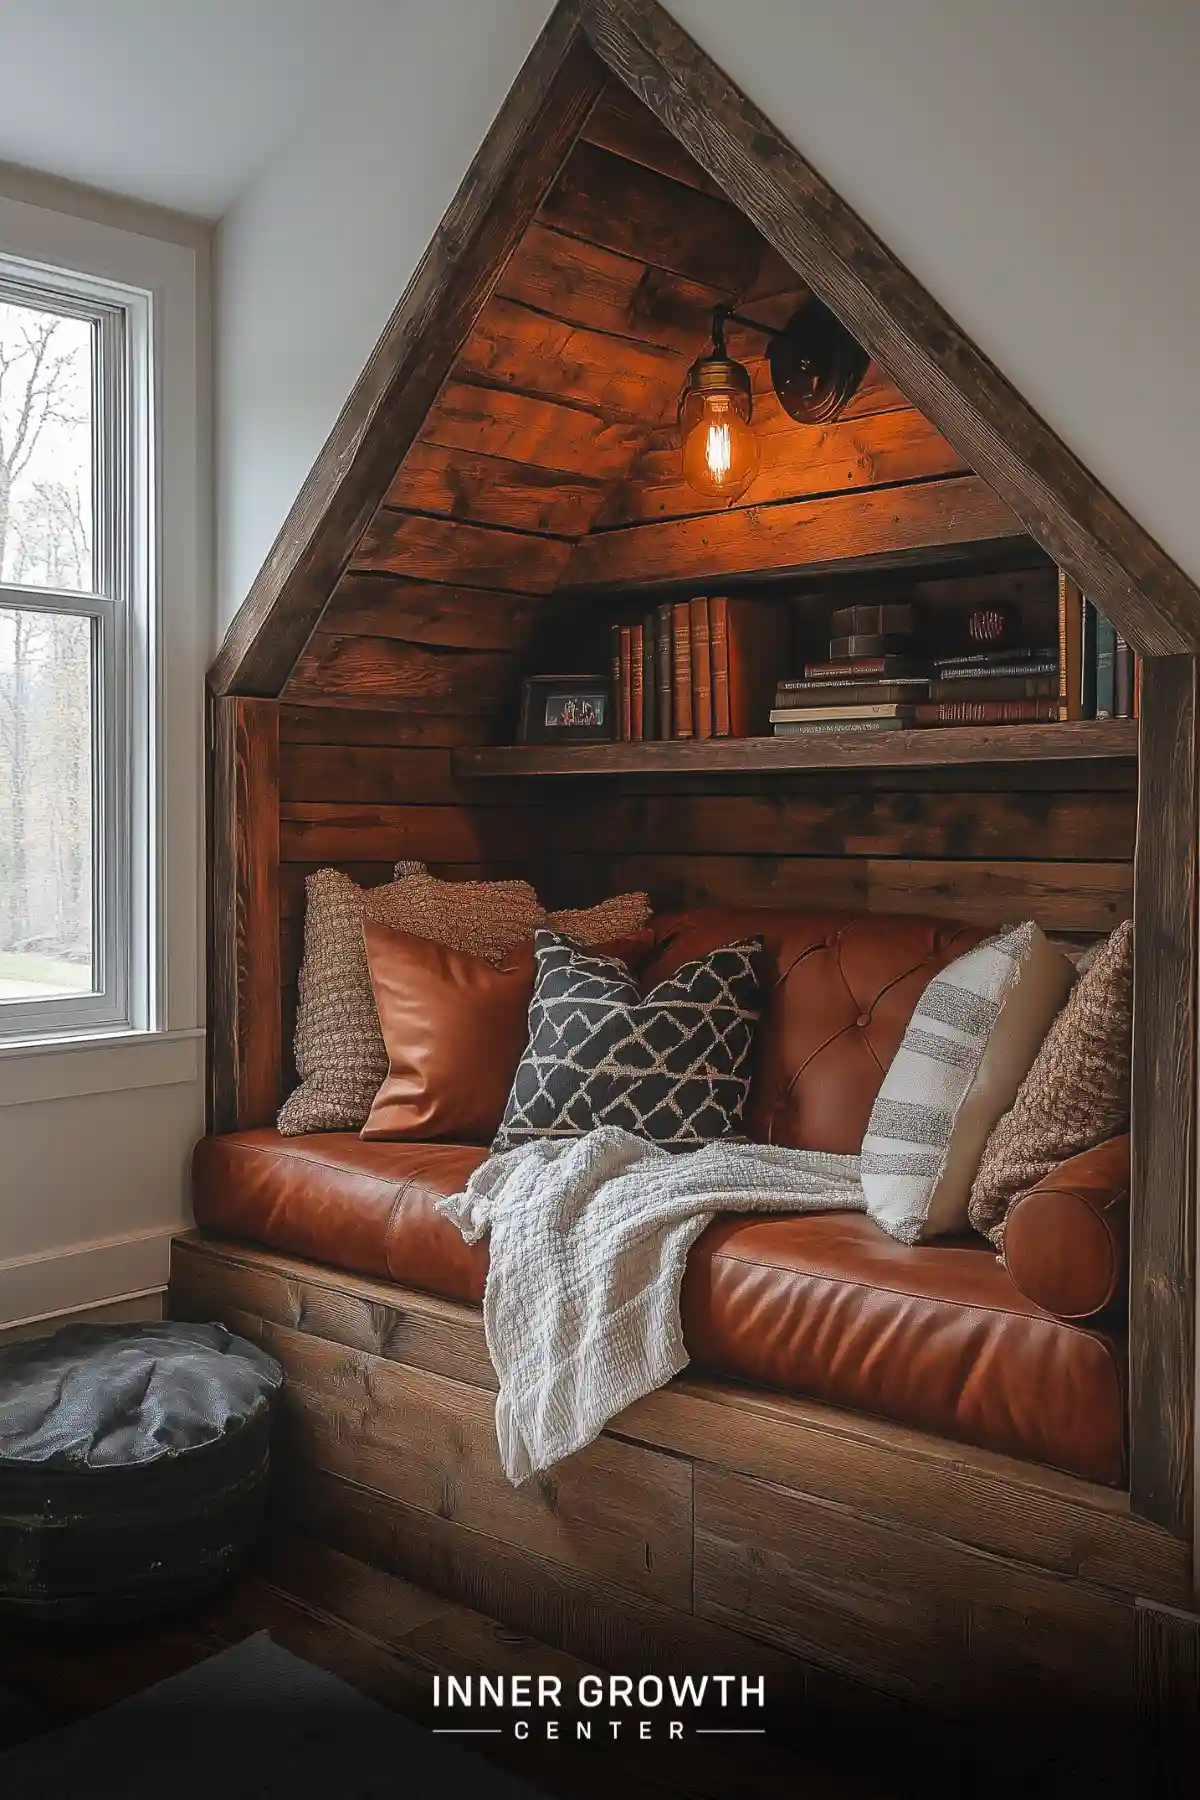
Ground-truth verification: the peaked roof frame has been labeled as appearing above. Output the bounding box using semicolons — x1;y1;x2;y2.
211;0;1200;696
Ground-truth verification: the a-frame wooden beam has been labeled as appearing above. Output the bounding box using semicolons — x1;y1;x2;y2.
211;0;1200;698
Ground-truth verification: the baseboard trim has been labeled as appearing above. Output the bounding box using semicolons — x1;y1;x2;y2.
0;1228;176;1330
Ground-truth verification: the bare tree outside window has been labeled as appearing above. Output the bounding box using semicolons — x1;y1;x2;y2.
0;300;96;1002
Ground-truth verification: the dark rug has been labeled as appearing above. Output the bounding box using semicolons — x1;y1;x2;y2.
0;1631;544;1799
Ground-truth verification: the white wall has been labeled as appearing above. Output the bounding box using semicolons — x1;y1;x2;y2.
0;167;211;1329
215;0;1200;631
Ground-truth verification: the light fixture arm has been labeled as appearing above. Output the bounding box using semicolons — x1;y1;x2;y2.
708;303;784;349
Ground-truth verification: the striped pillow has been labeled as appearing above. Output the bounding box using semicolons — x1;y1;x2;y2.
861;922;1074;1244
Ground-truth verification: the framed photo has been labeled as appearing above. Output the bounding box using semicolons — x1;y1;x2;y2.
517;674;613;744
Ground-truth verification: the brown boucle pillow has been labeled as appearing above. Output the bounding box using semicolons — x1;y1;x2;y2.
277;865;651;1137
967;919;1132;1247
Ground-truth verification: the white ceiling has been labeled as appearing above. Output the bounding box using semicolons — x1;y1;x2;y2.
0;0;393;220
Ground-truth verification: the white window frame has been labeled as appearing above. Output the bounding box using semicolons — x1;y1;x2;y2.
0;258;153;1043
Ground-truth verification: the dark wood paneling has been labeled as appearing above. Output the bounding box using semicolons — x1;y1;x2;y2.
351;508;570;592
208;697;280;1132
386;443;608;538
578;0;1200;654
494;222;722;358
539;137;763;293
1136;1600;1200;1793
1130;654;1198;1536
279;702;490;747
210;16;605;695
553;787;1136;862
604;404;966;526
422;378;648;479
280;742;537;808
317;574;542;652
565;473;1026;590
279;801;543;867
580;79;726;196
457;294;685;423
693;1466;1135;1708
285;635;518;711
549;850;1132;933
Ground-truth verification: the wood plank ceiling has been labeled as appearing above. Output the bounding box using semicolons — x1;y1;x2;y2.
281;79;1022;724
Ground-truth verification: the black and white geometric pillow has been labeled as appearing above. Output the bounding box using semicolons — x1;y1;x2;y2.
493;929;763;1152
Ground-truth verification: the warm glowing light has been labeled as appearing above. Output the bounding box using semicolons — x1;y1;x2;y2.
681;394;759;500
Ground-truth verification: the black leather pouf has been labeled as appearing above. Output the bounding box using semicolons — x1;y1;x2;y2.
0;1320;283;1622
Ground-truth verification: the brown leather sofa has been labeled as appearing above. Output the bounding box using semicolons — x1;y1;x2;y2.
193;907;1129;1488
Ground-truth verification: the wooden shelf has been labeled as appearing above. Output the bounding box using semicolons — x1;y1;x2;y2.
453;720;1138;779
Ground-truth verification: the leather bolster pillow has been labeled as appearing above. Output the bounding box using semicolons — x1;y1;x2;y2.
1001;1133;1129;1320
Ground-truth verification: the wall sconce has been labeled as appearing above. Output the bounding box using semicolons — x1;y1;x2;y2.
678;298;870;501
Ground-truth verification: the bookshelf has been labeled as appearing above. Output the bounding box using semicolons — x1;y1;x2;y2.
454;719;1138;779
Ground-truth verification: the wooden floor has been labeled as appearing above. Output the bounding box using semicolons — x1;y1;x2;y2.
0;1535;885;1800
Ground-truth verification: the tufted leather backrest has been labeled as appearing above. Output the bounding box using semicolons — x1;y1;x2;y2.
641;909;989;1155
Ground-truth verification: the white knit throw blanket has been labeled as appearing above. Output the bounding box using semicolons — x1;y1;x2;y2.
437;1127;864;1486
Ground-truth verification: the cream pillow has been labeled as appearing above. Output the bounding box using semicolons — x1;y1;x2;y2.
861;922;1074;1244
277;865;651;1137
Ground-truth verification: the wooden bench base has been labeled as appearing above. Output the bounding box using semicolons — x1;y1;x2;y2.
169;1232;1196;1731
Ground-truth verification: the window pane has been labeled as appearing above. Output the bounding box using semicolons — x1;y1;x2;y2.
0;607;94;1001
0;300;94;592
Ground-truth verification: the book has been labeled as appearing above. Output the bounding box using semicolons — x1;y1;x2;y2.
1133;653;1142;719
914;699;1060;726
774;679;929;708
1080;600;1097;718
1057;571;1084;721
654;604;673;740
773;717;910;736
802;656;922;680
770;702;916;723
618;625;633;741
642;618;656;741
933;647;1036;669
629;623;644;741
710;596;731;737
829;632;914;661
610;624;622;738
724;598;791;735
1115;634;1132;718
928;674;1057;702
1095;612;1117;718
689;597;712;739
672;601;694;739
930;659;1056;683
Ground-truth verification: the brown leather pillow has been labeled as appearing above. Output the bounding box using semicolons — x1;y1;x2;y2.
1000;1134;1129;1320
361;919;655;1144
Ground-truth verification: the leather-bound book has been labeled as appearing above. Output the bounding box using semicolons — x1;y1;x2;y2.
914;698;1059;725
619;624;633;742
725;599;790;736
672;601;694;738
655;604;673;739
710;596;731;736
689;597;712;739
642;618;657;741
630;624;644;741
610;624;622;736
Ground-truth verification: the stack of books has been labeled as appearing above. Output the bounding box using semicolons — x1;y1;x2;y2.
912;646;1059;726
613;597;788;741
770;603;926;736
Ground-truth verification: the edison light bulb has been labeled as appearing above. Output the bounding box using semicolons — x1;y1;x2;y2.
680;393;760;501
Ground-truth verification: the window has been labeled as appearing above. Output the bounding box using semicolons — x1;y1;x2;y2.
0;264;149;1041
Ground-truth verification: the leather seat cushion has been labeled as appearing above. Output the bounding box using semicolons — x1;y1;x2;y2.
682;1211;1124;1485
192;1131;1125;1486
192;1130;490;1305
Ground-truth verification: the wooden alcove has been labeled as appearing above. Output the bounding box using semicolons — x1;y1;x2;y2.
195;0;1200;1742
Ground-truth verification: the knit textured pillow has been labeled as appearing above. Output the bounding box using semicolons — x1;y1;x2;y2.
968;919;1133;1247
278;867;651;1136
493;930;762;1151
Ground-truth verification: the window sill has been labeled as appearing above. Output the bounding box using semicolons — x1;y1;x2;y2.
0;1027;204;1108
